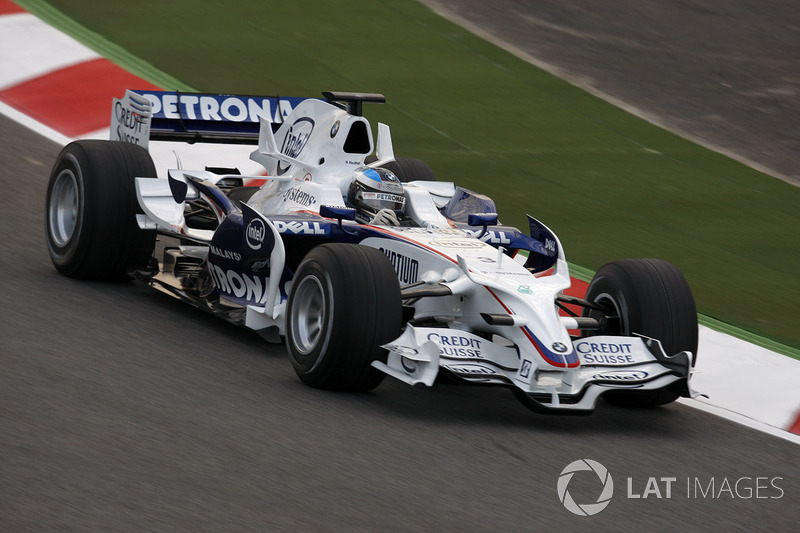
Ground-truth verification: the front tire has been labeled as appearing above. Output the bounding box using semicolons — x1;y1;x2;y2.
45;140;156;280
286;244;402;392
582;258;698;407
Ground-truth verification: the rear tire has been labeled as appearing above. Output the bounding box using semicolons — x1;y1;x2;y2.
46;140;156;280
367;156;436;182
286;244;402;392
582;258;697;407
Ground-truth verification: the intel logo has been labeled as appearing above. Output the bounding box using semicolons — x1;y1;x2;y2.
592;370;649;382
246;218;266;250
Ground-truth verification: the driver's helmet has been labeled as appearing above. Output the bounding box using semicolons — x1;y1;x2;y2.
347;168;405;223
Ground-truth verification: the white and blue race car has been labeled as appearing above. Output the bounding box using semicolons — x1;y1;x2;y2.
45;90;700;413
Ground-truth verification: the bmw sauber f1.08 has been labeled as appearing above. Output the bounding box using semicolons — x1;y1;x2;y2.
45;90;701;413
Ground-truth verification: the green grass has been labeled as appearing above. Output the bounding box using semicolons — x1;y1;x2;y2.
20;0;800;352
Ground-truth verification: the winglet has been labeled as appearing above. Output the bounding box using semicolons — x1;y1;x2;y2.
110;90;152;149
368;122;396;169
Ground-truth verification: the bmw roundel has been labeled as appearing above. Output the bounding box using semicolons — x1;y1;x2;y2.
552;342;569;353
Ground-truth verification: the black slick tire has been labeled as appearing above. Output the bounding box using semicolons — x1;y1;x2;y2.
366;156;436;182
582;258;698;407
46;140;157;280
286;244;402;392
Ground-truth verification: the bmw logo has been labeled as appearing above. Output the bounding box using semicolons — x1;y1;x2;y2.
330;120;340;138
552;342;568;353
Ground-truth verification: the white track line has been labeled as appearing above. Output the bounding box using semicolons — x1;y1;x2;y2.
0;100;72;146
0;12;98;90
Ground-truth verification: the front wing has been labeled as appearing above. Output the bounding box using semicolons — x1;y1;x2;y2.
376;329;698;412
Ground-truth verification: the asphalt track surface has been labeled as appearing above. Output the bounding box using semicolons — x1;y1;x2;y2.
3;4;800;533
1;115;799;531
422;0;800;186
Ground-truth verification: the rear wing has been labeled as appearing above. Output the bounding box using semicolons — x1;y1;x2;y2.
110;90;306;148
111;90;386;150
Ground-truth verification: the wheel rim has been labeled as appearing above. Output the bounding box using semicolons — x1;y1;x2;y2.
290;274;327;355
49;169;79;247
591;292;628;336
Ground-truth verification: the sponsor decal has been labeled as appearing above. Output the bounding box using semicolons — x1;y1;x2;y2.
445;363;501;379
518;285;533;295
552;342;568;353
240;203;275;257
113;100;148;145
378;177;402;193
282;188;316;207
576;341;636;365
209;245;242;261
528;215;559;257
477;256;496;263
208;265;271;303
478;270;530;278
465;229;512;245
385;344;419;357
278;116;315;175
520;359;532;378
379;248;419;284
330;120;340;138
429;239;484;249
427;332;483;358
362;191;405;204
398;227;463;236
141;92;294;123
246;218;266;250
581;353;637;365
274;220;326;235
592;370;649;382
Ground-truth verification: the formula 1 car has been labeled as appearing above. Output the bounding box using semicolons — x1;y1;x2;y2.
45;90;700;413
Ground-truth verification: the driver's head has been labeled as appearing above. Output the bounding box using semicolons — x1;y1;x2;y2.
347;168;405;223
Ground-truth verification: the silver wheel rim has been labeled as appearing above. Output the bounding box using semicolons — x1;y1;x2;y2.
290;275;327;355
49;169;79;247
